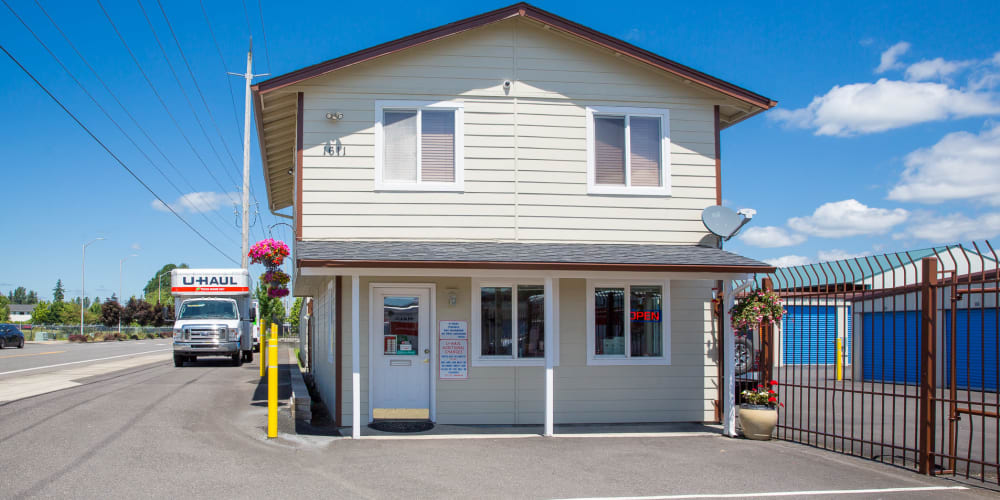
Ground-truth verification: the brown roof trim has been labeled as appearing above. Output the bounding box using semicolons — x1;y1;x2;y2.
298;258;775;274
252;3;776;111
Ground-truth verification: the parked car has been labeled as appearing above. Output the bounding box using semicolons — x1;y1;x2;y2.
0;324;25;349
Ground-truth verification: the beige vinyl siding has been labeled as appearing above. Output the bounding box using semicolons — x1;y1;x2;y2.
324;275;719;428
293;17;722;244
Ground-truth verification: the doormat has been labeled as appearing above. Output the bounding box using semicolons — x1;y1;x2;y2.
368;420;435;433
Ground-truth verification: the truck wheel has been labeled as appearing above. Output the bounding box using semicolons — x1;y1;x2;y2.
243;351;253;362
232;352;242;367
173;354;184;367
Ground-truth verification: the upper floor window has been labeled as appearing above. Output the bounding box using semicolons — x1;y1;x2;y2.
375;101;464;191
586;106;671;196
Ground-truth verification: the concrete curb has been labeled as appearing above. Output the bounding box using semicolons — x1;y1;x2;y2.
286;346;312;422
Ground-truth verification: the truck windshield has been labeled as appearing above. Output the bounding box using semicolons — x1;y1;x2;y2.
177;300;238;320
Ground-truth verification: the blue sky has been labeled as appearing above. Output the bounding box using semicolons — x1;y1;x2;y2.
1;0;998;301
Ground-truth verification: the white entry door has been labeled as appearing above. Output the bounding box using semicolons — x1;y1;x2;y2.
371;287;431;420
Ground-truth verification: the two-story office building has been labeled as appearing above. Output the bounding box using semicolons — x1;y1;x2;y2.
253;3;776;437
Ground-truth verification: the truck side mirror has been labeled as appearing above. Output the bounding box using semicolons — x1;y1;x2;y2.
249;306;257;321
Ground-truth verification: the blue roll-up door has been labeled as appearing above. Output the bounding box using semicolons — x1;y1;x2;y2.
945;308;999;391
783;305;838;364
845;306;852;365
862;311;921;384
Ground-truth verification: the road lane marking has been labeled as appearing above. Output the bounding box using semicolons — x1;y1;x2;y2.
0;350;65;359
0;349;171;376
554;486;969;499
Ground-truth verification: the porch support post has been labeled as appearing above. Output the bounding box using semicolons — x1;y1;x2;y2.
351;274;361;439
722;279;737;437
543;276;554;437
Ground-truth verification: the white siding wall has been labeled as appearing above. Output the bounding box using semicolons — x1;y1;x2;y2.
320;275;719;427
293;18;719;245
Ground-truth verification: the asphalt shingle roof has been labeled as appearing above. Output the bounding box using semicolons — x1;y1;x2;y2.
296;241;772;270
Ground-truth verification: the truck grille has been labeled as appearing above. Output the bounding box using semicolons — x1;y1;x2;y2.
185;327;224;342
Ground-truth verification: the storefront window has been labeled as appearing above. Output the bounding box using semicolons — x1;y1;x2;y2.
594;287;625;355
480;284;545;359
517;285;545;358
630;286;662;357
592;283;667;361
481;287;512;356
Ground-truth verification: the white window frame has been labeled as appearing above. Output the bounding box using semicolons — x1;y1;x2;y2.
374;100;464;192
471;278;559;367
585;106;671;196
586;279;671;366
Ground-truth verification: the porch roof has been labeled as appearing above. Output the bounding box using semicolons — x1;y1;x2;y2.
296;241;774;273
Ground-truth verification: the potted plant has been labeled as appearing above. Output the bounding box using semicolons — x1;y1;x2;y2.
249;239;291;298
739;380;783;440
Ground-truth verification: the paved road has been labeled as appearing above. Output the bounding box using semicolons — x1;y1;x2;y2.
0;340;171;377
1;347;996;499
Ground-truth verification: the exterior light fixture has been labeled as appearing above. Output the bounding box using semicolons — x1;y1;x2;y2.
326;112;343;121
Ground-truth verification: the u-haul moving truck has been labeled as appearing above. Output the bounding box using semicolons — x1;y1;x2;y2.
170;269;255;367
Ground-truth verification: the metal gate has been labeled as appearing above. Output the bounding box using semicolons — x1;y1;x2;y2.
736;242;999;486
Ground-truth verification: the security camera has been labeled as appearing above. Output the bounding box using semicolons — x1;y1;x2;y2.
502;80;512;89
326;112;344;121
737;208;756;219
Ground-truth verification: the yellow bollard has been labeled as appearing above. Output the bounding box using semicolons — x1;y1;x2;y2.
835;338;843;381
267;323;278;438
259;321;266;378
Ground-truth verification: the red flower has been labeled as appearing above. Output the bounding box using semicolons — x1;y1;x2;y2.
768;390;776;395
779;403;785;408
768;396;777;403
770;380;778;386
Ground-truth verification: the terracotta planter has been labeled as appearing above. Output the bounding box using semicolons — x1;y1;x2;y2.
739;405;777;440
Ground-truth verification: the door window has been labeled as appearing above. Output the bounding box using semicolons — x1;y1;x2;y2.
383;296;419;355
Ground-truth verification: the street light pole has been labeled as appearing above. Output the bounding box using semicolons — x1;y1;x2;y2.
157;271;171;304
119;254;138;335
81;237;105;338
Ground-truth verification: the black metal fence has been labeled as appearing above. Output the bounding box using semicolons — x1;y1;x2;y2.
735;241;999;485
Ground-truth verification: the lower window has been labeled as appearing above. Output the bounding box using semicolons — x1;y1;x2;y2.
472;280;558;366
589;281;670;365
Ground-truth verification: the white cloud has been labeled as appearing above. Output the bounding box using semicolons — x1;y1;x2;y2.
130;243;142;251
905;57;974;81
888;124;1000;205
875;41;911;74
895;212;1000;243
816;249;871;261
769;79;1000;136
739;226;807;248
788;199;909;237
150;191;239;214
765;255;811;267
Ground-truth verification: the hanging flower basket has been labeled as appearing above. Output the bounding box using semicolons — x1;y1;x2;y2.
250;239;291;298
248;239;290;268
730;289;785;331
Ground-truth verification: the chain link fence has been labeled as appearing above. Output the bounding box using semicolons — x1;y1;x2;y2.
20;324;174;341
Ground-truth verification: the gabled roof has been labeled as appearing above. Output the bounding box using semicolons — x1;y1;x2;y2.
253;3;775;111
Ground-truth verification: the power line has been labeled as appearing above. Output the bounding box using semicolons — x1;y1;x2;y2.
95;0;240;205
132;0;242;195
196;0;243;143
7;0;240;245
239;0;252;39
0;42;240;265
256;0;272;73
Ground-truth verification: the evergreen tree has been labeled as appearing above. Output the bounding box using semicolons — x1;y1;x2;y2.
52;280;65;303
27;290;38;303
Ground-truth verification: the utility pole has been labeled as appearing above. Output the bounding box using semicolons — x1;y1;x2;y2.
81;237;104;337
230;39;268;269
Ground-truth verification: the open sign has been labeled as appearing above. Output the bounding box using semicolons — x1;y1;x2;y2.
631;311;661;322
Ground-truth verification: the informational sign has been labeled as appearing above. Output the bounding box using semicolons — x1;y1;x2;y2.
439;320;468;340
439;339;468;380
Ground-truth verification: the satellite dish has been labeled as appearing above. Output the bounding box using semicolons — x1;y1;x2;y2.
702;206;755;246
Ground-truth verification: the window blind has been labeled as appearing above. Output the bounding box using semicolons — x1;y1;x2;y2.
594;116;626;185
420;110;455;182
629;117;661;187
383;110;417;182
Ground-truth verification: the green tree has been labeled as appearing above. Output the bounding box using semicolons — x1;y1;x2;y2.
32;301;51;324
89;298;102;315
254;281;286;326
52;280;65;303
0;295;9;323
58;302;81;325
143;263;189;305
10;286;35;304
288;298;304;330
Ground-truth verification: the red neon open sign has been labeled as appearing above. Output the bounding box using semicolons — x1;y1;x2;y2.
631;311;661;322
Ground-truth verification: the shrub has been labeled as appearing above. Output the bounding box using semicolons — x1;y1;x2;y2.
68;334;88;343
